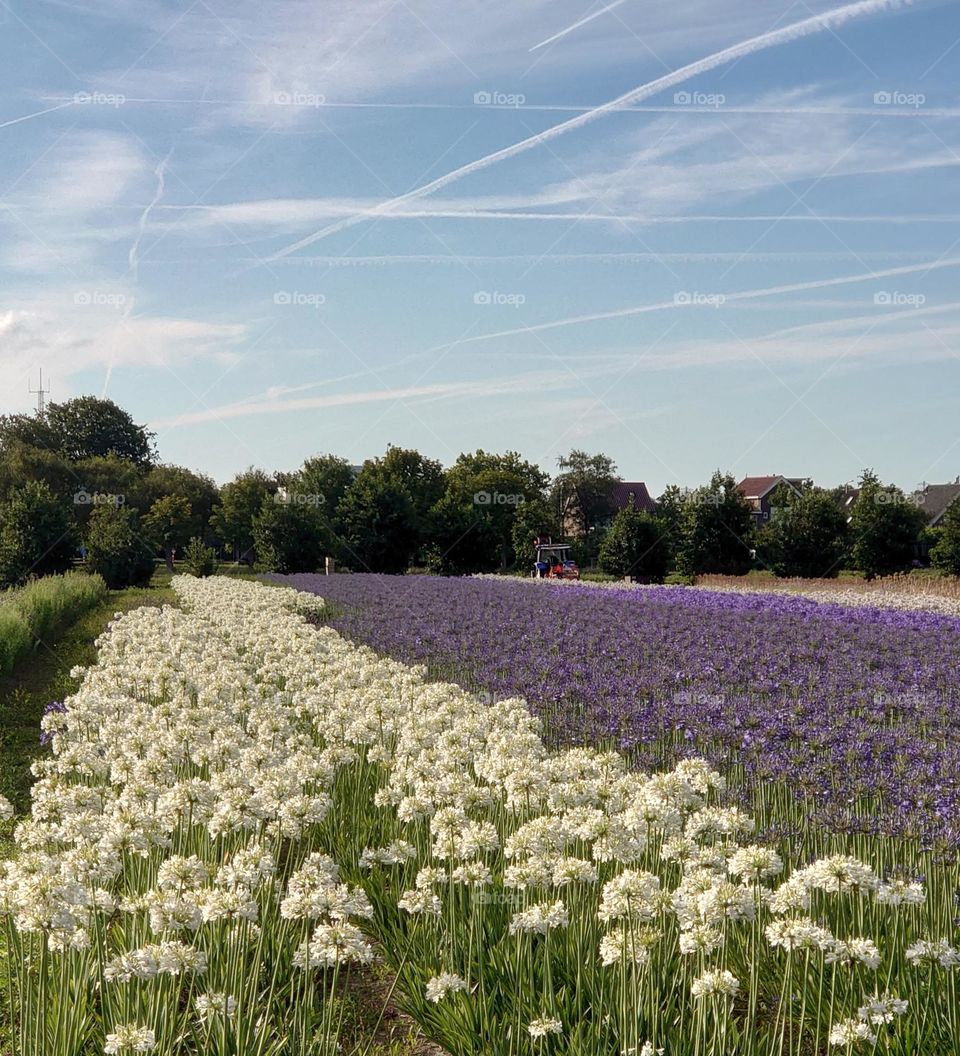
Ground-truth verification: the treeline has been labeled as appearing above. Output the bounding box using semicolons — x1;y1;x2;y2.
1;397;959;588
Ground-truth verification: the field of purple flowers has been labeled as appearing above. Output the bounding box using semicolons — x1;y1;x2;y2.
279;574;960;849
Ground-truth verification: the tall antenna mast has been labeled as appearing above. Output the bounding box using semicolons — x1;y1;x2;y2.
29;368;50;418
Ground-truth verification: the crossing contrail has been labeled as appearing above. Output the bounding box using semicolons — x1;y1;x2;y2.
425;255;960;350
263;0;914;262
529;0;631;51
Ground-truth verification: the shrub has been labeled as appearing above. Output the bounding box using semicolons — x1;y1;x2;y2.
83;504;155;588
182;536;218;577
0;571;106;675
0;480;75;588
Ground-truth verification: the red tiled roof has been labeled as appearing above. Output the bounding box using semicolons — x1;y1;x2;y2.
736;475;784;499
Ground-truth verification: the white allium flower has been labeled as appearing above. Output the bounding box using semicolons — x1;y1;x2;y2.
905;938;960;968
825;938;881;970
803;855;878;895
425;972;468;1002
103;1023;156;1053
0;795;14;821
598;871;661;923
690;968;739;999
292;922;372;969
875;879;925;907
679;924;723;956
509;900;569;935
598;926;659;966
727;845;783;881
551;857;598;886
828;1018;877;1046
527;1016;562;1038
857;993;908;1024
195;992;238;1021
765;918;834;953
398;888;442;916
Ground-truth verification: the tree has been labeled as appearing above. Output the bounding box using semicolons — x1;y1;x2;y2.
598;500;670;582
0;481;76;587
136;465;218;539
676;471;754;576
43;397;155;465
71;455;143;529
423;493;498;576
0;441;78;503
182;537;218;577
252;497;326;574
849;470;927;578
210;469;276;563
929;499;960;575
759;484;848;578
83;504;155;588
444;450;550;569
553;450;620;536
338;471;419;574
337;448;444;572
144;495;194;572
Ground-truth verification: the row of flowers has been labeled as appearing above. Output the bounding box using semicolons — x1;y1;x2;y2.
0;576;957;1055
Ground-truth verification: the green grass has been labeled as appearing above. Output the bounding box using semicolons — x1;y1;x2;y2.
0;572;109;676
0;566;176;822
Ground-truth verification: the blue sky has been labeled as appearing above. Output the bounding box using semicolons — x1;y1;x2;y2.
1;0;959;492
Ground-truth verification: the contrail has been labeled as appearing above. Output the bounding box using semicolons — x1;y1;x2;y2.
104;147;173;397
264;0;913;262
529;0;631;52
0;101;75;130
426;256;960;350
128;148;173;283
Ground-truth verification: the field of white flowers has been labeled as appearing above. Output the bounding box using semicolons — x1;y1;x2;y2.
1;577;956;1055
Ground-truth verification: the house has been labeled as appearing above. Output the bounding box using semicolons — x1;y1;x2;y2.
561;480;656;537
910;479;960;526
736;475;808;526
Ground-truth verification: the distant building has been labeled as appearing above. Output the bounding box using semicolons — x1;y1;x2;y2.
910;479;960;526
561;480;656;538
736;475;808;526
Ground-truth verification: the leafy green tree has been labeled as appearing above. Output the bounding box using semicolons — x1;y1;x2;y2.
929;499;960;575
598;500;670;581
144;495;194;572
656;485;690;573
71;455;143;530
553;450;620;536
444;450;550;569
210;469;276;563
337;448;444;572
252;495;327;574
136;465;218;539
0;481;76;587
2;397;155;466
288;455;355;513
423;493;498;576
338;471;419;574
0;442;78;503
850;470;927;578
83;504;155;588
759;484;849;578
676;471;754;576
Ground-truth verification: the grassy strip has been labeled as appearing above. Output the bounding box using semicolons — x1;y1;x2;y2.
0;572;109;677
0;567;176;820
